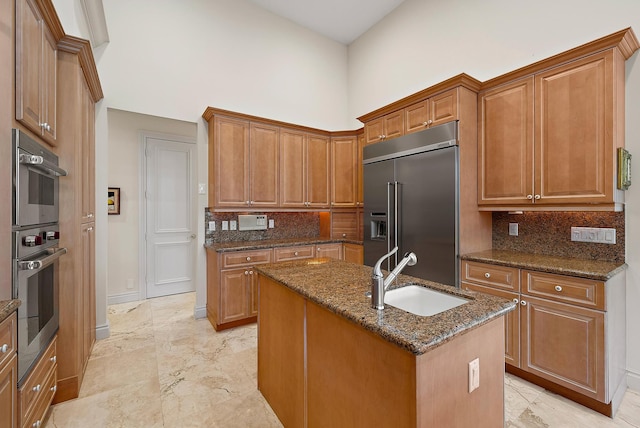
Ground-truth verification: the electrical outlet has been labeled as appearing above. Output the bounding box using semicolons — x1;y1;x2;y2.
570;227;616;244
126;279;134;289
198;183;207;194
469;358;480;393
230;220;237;230
268;219;275;229
222;221;229;231
509;223;518;236
208;221;216;231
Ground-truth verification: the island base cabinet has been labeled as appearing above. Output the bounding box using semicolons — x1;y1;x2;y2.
306;303;505;428
257;276;305;428
258;274;506;428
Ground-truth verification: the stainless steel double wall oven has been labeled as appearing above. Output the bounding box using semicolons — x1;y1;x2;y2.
12;129;67;385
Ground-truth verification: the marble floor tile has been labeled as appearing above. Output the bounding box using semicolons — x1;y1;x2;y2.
45;292;640;428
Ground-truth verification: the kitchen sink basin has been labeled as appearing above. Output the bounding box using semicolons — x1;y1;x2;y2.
384;284;468;316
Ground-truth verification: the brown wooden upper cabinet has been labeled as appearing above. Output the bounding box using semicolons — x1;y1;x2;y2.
331;136;358;207
210;116;279;208
16;0;57;146
478;29;640;211
364;110;404;145
364;88;458;146
280;130;330;208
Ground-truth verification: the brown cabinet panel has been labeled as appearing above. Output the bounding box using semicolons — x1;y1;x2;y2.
279;130;306;207
430;89;458;126
523;270;604;310
315;243;342;260
364;111;404;145
331;136;358;207
478;78;534;205
404;100;429;134
306;135;331;207
535;52;613;205
0;354;17;428
82;223;96;365
213;116;250;207
19;336;56;426
15;0;57;146
249;123;279;207
222;249;272;268
274;245;314;262
520;295;604;400
330;210;359;240
219;269;251;324
343;243;364;265
80;78;95;223
461;260;520;292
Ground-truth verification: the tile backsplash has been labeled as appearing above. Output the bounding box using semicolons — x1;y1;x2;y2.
205;210;320;244
492;211;625;263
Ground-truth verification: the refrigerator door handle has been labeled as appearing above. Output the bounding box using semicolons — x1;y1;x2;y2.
387;182;394;259
394;181;402;268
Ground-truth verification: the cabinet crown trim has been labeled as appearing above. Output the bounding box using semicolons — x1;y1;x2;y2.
481;27;639;91
202;107;362;136
57;35;104;102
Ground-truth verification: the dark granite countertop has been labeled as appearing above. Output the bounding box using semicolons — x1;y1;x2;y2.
0;299;21;323
255;258;515;355
461;249;626;281
205;237;363;252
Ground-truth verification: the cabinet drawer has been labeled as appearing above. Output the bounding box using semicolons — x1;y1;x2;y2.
523;270;605;310
22;366;56;428
461;261;520;292
222;250;272;268
274;246;314;262
0;313;17;368
19;336;56;423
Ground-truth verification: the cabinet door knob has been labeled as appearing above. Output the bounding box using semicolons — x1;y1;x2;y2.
513;298;519;304
50;385;57;393
342;233;347;238
249;271;253;275
484;272;491;278
0;344;7;353
246;256;251;261
520;300;527;306
244;271;249;275
527;194;533;200
534;194;541;200
294;251;299;256
32;420;41;428
554;285;563;292
50;355;57;363
245;201;250;205
423;120;433;127
33;384;41;392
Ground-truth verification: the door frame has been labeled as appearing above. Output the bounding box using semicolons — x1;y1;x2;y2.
138;131;197;301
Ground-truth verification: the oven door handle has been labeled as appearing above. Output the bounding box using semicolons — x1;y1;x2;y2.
19;154;68;177
18;248;67;271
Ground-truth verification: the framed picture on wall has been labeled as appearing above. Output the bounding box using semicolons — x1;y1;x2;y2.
108;187;121;215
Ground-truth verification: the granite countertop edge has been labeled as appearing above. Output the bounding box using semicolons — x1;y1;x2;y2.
461;249;627;281
205;237;363;252
255;259;516;356
0;299;21;323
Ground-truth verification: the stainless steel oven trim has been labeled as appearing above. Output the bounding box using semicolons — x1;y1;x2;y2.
19;153;68;177
17;247;67;272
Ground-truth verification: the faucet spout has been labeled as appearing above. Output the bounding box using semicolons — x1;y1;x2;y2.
370;247;417;310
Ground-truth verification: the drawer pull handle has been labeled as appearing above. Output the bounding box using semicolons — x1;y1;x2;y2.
520;300;527;306
50;355;57;363
33;384;41;393
0;344;7;353
484;272;491;278
554;285;563;292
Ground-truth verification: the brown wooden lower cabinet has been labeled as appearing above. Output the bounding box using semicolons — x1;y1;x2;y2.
461;259;626;416
0;313;17;428
314;243;342;259
343;243;364;265
19;336;57;428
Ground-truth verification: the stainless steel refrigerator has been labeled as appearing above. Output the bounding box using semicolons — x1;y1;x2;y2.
363;121;459;287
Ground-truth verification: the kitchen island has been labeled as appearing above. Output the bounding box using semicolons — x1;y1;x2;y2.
255;258;515;428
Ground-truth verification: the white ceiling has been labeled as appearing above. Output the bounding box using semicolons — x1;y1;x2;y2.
246;0;407;45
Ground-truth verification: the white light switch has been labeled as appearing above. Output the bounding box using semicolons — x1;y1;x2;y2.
222;221;228;231
208;221;216;231
509;223;518;236
268;219;274;229
230;220;237;230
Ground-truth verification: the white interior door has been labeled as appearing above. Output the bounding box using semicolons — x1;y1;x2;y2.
145;136;196;298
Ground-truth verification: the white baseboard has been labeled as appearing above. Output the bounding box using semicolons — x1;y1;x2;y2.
108;291;141;306
627;371;640;392
95;321;110;340
194;305;207;319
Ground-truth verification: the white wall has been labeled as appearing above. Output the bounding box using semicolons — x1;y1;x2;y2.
347;0;640;391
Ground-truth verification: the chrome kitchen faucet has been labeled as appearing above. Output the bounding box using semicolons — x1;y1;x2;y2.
371;246;417;310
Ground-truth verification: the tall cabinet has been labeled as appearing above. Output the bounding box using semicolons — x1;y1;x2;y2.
55;35;101;403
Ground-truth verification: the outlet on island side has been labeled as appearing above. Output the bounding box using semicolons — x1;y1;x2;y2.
508;223;518;236
468;358;480;393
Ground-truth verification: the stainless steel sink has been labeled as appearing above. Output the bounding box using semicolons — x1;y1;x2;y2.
384;284;468;316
